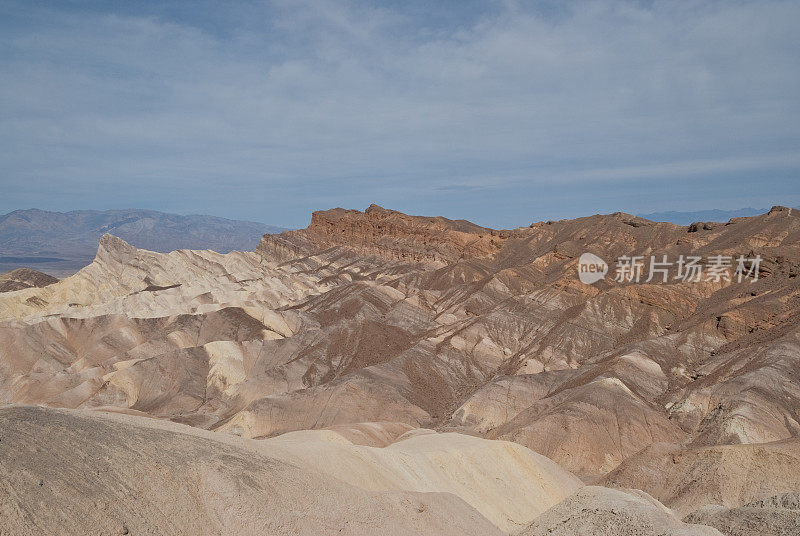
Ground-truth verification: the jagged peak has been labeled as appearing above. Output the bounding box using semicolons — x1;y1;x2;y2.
610;211;637;219
95;233;137;260
768;205;794;215
365;203;388;213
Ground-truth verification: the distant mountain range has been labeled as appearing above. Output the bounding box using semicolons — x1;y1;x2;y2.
636;207;788;225
0;209;286;276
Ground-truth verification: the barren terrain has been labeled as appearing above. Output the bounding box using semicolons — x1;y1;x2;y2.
1;204;799;534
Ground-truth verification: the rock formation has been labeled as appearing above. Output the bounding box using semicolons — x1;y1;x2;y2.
1;204;799;534
0;268;58;293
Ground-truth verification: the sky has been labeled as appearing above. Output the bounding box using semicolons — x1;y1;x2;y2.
1;0;798;229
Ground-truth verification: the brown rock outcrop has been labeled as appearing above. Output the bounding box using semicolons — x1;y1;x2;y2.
0;268;58;293
258;204;507;264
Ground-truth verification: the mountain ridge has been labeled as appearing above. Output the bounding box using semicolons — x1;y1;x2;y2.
2;203;800;534
636;207;799;225
0;208;287;276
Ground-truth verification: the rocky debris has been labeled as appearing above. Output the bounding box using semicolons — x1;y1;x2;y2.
519;486;723;536
602;440;800;516
684;491;800;536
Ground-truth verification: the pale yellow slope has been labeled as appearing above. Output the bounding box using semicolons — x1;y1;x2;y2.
263;427;582;533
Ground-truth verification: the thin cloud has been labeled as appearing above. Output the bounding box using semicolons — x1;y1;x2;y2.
0;0;798;227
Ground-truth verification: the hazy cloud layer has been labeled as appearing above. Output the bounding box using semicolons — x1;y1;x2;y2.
1;0;798;228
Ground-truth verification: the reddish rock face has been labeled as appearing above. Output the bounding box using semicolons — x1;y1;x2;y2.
259;204;508;264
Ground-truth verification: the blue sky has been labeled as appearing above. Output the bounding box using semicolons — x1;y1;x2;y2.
1;0;798;229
